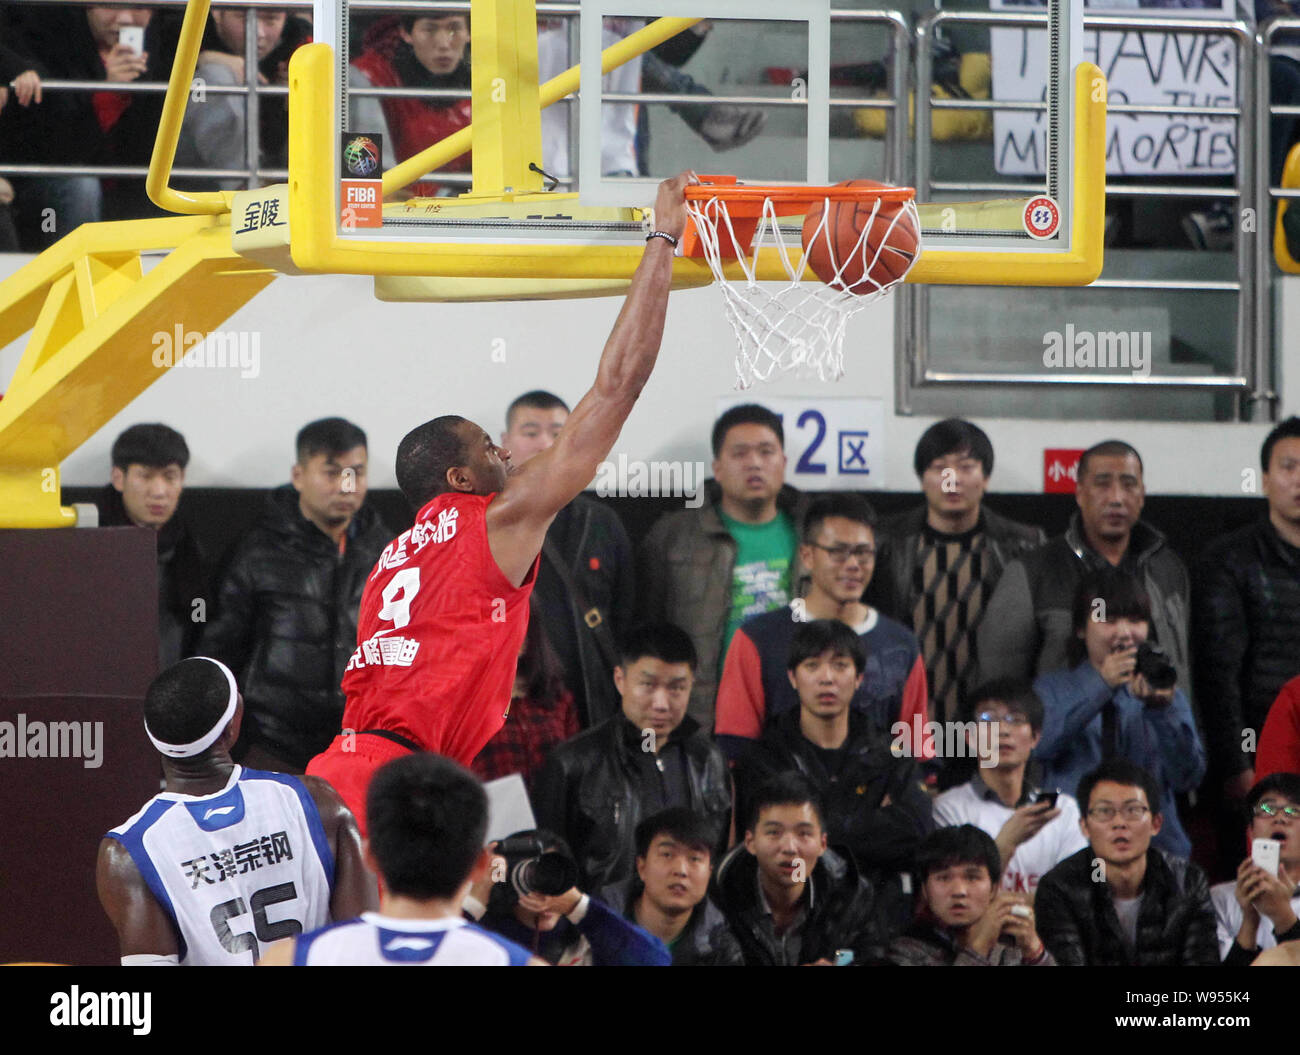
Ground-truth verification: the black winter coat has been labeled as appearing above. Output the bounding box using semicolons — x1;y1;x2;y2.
532;714;732;892
1192;517;1300;775
199;486;391;769
712;843;882;966
1034;846;1219;966
600;877;745;966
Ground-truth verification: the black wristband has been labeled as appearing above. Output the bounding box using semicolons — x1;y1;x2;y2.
646;230;679;249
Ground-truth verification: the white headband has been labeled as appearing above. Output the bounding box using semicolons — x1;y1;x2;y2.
146;657;239;758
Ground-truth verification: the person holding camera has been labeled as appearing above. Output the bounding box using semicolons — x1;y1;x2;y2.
463;830;670;966
1030;568;1205;859
886;825;1054;966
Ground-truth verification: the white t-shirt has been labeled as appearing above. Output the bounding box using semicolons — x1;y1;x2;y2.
1210;880;1300;959
932;778;1088;895
294;913;532;965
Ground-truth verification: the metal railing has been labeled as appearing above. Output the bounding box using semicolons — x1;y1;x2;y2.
2;2;1298;421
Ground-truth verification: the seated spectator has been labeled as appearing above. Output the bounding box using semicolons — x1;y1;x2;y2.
263;753;537;966
1035;759;1218;966
100;658;374;966
95;424;206;669
867;418;1045;726
715;493;928;756
1212;773;1300;964
932;679;1087;897
713;772;882;966
639;404;808;729
0;37;40;249
980;440;1191;696
1258;675;1300;780
1032;567;1205;858
599;807;744;966
471;596;579;790
500;389;635;727
732;619;932;936
176;6;311;189
200;417;391;773
532;623;731;892
465;829;670;966
349;11;471;196
2;5;180;246
887;825;1053;965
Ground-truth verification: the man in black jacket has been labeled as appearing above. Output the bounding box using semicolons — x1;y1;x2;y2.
867;418;1044;725
500;389;635;727
95;424;206;669
713;771;882;966
733;619;932;937
1035;758;1218;966
532;623;731;892
1193;417;1300;808
978;439;1191;697
600;807;743;966
200;418;391;773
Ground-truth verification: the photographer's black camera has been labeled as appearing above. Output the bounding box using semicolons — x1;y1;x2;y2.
495;835;579;898
1135;641;1176;690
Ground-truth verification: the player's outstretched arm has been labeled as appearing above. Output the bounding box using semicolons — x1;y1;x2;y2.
302;775;380;919
486;171;698;587
95;838;180;963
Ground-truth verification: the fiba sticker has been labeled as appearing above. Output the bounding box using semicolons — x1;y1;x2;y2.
340;132;384;230
1023;196;1060;240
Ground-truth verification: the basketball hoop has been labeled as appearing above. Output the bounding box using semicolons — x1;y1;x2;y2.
681;176;921;389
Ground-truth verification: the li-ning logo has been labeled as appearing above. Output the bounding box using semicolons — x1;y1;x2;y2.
203;805;237;821
50;987;151;1035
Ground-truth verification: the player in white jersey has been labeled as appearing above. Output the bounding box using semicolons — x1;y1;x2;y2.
261;753;545;966
97;658;375;965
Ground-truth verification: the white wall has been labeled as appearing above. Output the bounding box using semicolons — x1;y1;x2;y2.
1;250;1292;496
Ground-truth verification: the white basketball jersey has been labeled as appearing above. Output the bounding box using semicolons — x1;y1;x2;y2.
108;766;334;966
294;913;533;966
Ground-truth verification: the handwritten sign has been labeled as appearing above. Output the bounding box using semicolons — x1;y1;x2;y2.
992;0;1237;176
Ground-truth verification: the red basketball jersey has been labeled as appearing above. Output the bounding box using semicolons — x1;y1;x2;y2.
339;492;538;765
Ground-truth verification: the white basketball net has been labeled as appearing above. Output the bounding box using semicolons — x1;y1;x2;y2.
684;192;921;389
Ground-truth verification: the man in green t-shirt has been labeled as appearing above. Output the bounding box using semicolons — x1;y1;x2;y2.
639;404;807;728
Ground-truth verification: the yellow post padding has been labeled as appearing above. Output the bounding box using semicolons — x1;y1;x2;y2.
1275;141;1300;273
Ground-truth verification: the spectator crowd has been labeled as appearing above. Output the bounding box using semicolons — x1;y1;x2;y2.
92;402;1300;965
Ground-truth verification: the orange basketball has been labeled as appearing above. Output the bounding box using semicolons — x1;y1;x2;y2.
801;179;919;293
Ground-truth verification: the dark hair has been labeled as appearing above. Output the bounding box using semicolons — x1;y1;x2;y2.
516;596;567;708
711;404;784;458
618;622;697;671
1077;440;1144;482
395;415;470;508
634;807;715;859
296;417;367;464
1245;772;1300;816
112;424;189;472
802;493;876;543
505;390;569;430
143;657;233;752
787;619;866;676
962;678;1045;734
915;824;1003;885
746;771;826;833
1066;567;1153;667
401;9;471;32
366;753;487;900
1076;758;1163;818
1261;416;1300;473
912;418;994;478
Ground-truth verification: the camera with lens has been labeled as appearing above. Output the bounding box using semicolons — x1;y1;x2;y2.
1134;641;1176;690
494;834;580;899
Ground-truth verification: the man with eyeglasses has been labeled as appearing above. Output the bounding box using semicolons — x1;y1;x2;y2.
932;679;1086;897
1212;773;1300;964
715;493;928;762
1035;758;1218;966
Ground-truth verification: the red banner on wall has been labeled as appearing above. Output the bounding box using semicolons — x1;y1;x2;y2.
1044;449;1085;493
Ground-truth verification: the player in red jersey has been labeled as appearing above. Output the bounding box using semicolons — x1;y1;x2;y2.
307;172;698;833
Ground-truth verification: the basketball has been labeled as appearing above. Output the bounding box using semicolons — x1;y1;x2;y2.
801;179;920;293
